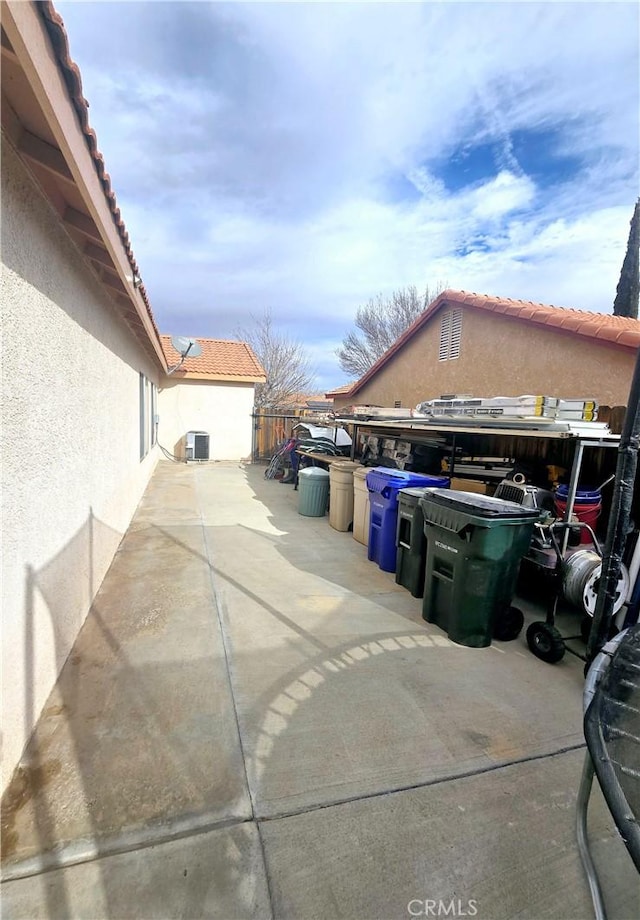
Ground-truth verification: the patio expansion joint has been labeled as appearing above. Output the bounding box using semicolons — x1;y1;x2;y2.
0;812;255;884
254;740;588;825
1;743;589;885
195;468;277;920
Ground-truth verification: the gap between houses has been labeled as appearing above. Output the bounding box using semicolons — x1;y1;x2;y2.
0;464;588;888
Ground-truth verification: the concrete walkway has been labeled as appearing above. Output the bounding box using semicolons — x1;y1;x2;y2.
2;461;638;919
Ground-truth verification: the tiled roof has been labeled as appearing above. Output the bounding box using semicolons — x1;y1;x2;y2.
349;289;640;397
325;383;358;398
38;1;159;341
160;336;266;381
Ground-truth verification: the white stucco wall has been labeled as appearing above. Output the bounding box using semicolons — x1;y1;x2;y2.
1;138;161;791
158;379;255;461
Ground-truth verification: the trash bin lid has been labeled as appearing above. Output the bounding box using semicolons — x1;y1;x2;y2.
399;486;440;502
299;466;330;480
420;488;541;520
366;468;449;495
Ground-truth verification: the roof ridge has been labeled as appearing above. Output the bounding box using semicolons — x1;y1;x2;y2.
448;289;638;323
160;334;254;346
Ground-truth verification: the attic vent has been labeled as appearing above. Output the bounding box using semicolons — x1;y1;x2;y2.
439;309;463;361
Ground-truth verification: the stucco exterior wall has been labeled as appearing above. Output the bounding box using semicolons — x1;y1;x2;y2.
332;396;354;412
351;307;634;408
158;379;255;461
1;139;161;791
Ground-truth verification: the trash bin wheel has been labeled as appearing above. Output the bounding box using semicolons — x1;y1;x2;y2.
493;606;524;641
526;621;565;663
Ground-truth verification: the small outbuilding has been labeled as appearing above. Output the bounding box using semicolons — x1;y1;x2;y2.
159;336;266;461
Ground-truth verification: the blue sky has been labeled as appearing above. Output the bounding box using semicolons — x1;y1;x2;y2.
56;1;639;393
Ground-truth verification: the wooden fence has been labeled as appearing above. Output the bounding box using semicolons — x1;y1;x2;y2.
251;411;302;462
599;405;627;434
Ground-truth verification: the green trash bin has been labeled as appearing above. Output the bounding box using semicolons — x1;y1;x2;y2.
420;489;541;648
298;467;330;517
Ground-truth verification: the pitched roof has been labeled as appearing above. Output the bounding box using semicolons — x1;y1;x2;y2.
282;393;332;408
325;383;358;398
160;336;266;382
347;289;640;398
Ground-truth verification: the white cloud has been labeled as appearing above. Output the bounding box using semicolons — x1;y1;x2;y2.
55;1;639;389
468;171;537;221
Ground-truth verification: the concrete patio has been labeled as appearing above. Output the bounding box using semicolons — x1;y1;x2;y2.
2;460;638;919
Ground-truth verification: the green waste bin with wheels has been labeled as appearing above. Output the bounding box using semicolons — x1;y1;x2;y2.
298;466;330;517
419;489;541;648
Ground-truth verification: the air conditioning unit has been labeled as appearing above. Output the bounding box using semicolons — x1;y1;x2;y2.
185;431;209;461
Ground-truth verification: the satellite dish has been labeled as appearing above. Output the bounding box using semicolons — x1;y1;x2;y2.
166;336;202;375
171;335;202;358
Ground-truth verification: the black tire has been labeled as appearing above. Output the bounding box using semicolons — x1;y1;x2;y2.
493;606;525;641
526;621;565;663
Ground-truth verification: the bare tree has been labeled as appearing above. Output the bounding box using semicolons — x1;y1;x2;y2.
336;283;446;378
236;308;316;409
613;199;639;319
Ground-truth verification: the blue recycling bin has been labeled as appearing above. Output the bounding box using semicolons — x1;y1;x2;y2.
366;468;450;572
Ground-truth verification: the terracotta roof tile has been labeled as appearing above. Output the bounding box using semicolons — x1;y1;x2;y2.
325;383;357;398
616;329;640;347
542;312;572;329
38;2;159;340
160;336;266;381
348;289;640;398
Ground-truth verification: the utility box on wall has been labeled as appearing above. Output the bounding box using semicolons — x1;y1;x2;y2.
185;431;210;461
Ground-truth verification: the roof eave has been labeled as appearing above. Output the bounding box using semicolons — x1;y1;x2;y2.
2;1;168;371
168;372;266;383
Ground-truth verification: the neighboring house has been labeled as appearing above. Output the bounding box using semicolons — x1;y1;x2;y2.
329;290;639;410
159;337;266;461
0;1;263;792
302;396;332;416
325;383;358;413
280;393;333;416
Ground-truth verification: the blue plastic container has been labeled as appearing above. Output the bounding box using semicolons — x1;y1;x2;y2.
556;484;602;504
366;468;450;572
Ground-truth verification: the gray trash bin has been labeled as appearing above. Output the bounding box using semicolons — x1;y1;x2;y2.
298;467;330;517
395;487;434;597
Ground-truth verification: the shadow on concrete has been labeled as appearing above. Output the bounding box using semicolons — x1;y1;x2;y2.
1;462;630;919
2;509;121;916
1;501;251;919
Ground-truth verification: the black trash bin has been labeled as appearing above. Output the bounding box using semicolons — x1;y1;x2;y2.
420;489;541;648
395;487;436;597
